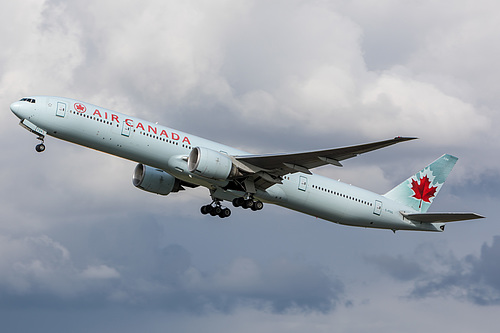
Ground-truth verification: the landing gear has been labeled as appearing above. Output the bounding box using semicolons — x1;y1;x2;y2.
35;143;46;152
201;201;231;219
35;135;46;153
232;197;264;211
232;197;245;207
200;195;263;219
252;200;264;211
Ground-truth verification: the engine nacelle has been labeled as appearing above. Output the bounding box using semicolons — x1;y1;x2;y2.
188;147;236;180
132;164;181;195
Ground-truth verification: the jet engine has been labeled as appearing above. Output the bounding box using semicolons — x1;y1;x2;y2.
132;164;181;195
188;147;238;180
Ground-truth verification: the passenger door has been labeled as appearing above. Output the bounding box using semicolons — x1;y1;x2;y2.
56;102;67;117
298;176;308;191
373;200;382;216
121;120;132;137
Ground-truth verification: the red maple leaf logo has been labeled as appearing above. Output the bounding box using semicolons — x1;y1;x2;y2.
74;103;86;113
411;175;438;208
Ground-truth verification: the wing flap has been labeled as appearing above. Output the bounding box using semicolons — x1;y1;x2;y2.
402;212;485;223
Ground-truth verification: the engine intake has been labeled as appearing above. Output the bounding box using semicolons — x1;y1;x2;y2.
132;164;181;195
188;147;237;180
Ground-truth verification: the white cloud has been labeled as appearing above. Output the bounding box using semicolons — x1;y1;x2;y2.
0;0;84;102
0;234;75;295
359;69;490;143
81;264;120;279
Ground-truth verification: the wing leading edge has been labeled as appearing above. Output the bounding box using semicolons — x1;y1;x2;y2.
236;136;417;176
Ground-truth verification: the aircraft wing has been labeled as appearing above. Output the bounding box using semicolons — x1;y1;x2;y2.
402;212;485;223
236;137;416;175
232;137;416;191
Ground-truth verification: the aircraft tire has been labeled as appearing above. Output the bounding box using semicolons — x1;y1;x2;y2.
232;197;244;207
243;199;254;209
211;206;222;216
252;201;264;211
219;208;231;218
201;205;212;215
35;143;45;153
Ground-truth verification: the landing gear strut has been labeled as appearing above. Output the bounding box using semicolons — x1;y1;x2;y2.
35;135;45;153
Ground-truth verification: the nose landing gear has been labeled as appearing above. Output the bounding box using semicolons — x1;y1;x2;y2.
35;135;46;153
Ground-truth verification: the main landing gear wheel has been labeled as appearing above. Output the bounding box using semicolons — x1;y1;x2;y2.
252;200;264;211
35;143;46;153
210;206;222;217
232;197;245;207
220;208;231;218
243;199;254;209
201;203;231;219
232;197;264;211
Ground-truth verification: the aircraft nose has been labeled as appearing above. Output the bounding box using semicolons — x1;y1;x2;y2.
10;101;24;118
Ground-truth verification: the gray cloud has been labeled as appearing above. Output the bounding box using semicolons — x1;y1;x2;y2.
180;257;344;314
410;236;500;305
365;254;425;282
370;236;500;306
0;219;344;314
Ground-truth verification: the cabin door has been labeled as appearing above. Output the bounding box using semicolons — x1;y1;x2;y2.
373;200;382;216
56;102;66;117
298;176;308;191
121;120;133;137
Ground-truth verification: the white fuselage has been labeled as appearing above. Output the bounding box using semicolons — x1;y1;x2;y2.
10;96;440;232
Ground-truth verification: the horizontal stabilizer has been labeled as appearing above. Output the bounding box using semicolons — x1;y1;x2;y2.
402;212;485;223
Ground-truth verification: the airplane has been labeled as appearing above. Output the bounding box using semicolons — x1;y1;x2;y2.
10;96;484;232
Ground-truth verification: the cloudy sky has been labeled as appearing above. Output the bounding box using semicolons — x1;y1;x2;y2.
1;0;499;331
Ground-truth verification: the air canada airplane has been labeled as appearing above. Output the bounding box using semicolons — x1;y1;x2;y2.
10;96;484;232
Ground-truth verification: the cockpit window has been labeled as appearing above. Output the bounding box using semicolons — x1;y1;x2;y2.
20;98;36;103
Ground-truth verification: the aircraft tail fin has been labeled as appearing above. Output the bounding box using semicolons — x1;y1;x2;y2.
383;154;458;212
